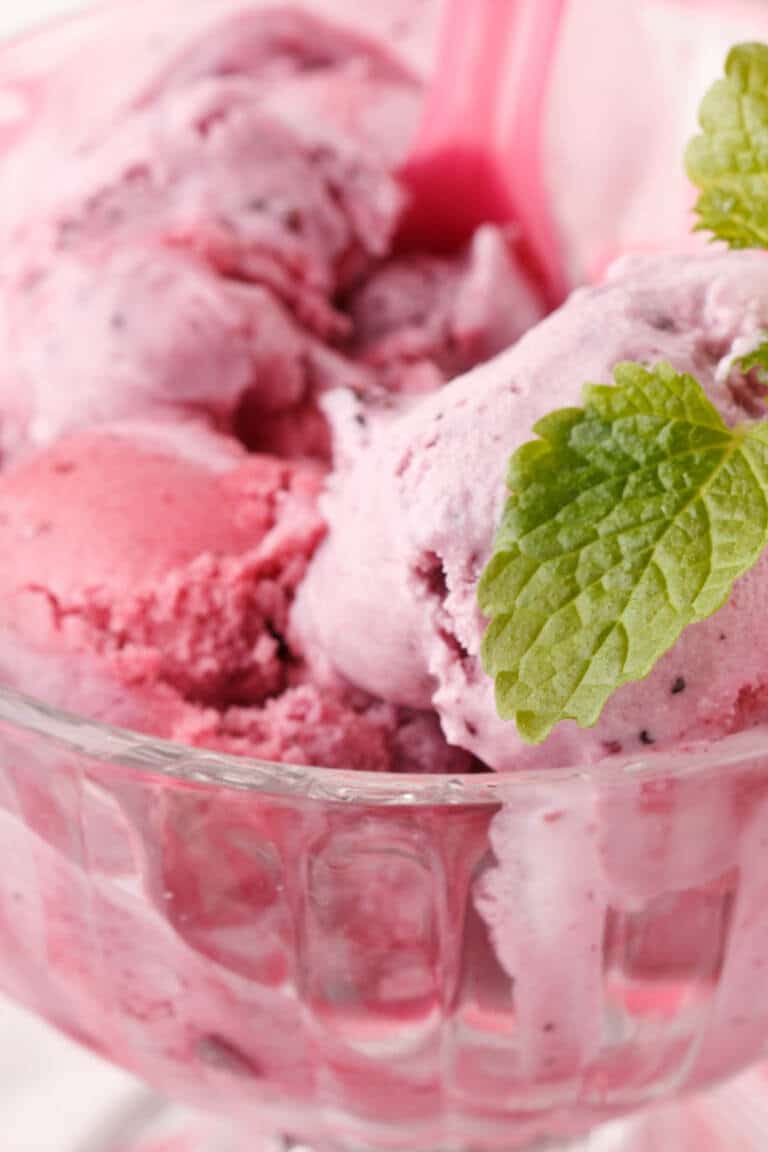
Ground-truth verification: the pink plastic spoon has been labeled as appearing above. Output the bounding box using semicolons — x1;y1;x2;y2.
399;0;568;307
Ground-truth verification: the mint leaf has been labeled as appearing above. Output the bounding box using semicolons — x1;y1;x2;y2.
479;362;768;743
686;43;768;248
736;338;768;388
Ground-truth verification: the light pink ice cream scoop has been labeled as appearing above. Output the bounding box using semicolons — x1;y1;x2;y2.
0;1;542;464
297;250;768;771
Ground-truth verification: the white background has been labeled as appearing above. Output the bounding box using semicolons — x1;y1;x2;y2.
0;9;143;1152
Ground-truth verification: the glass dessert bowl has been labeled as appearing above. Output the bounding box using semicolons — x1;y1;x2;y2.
6;2;768;1150
2;684;768;1152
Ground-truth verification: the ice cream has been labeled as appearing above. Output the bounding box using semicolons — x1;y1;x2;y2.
2;0;768;786
0;419;473;772
297;249;768;771
0;0;552;778
0;0;541;464
3;0;768;464
2;0;768;777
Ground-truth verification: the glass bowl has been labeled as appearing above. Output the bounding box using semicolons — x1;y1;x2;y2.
2;685;768;1152
5;2;768;1150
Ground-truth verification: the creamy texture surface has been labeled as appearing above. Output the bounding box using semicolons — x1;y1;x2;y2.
0;420;476;772
0;0;540;464
0;0;548;773
3;1;768;773
298;251;768;770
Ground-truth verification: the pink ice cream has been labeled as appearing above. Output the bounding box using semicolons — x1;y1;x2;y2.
1;0;768;464
1;1;768;773
0;0;544;778
0;0;540;463
0;420;473;772
0;0;767;777
298;249;768;771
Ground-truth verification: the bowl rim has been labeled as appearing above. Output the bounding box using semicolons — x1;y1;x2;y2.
1;685;766;806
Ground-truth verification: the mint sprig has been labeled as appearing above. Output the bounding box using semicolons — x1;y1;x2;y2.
479;362;768;743
686;43;768;248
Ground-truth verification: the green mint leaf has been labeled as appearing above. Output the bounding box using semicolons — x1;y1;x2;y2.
686;43;768;248
736;337;768;388
479;362;768;743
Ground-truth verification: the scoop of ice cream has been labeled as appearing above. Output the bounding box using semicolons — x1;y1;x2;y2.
0;421;472;772
0;6;410;457
297;249;768;770
0;2;542;463
0;421;324;712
